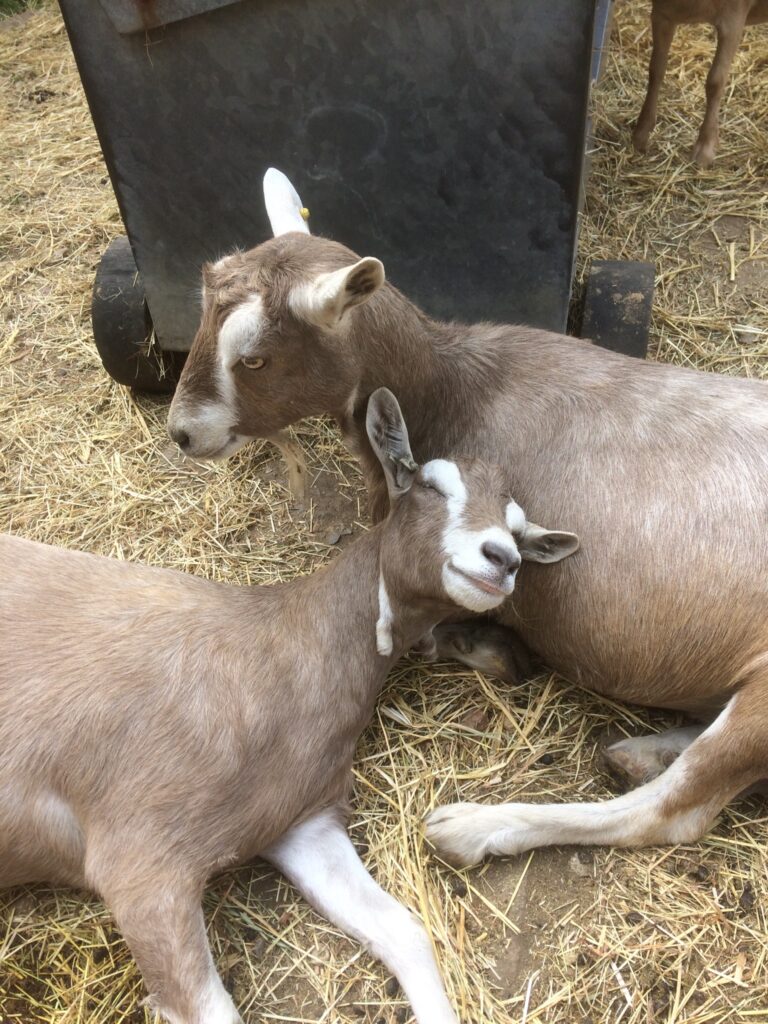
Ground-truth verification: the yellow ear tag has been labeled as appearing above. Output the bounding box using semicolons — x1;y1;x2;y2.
300;207;310;221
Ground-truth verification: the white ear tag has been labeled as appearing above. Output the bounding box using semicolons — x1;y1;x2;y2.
263;168;310;237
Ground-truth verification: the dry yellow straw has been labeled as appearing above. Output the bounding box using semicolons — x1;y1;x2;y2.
1;2;767;1021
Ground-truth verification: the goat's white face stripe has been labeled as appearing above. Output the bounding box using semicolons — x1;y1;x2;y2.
166;295;262;459
217;296;264;411
421;459;467;505
421;459;521;614
505;501;526;535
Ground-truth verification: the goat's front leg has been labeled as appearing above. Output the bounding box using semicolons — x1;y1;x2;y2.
94;862;240;1024
691;12;747;167
633;9;677;153
426;682;768;867
264;807;458;1024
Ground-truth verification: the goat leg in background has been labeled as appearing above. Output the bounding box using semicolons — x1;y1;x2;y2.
633;7;677;153
269;430;307;506
425;664;768;867
691;7;748;167
264;808;459;1024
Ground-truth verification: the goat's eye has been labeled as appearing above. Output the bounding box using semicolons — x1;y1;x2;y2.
419;480;444;496
241;356;265;370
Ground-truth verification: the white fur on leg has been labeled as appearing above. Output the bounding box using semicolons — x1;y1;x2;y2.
157;969;241;1024
426;704;739;866
424;781;696;868
197;974;241;1024
264;809;457;1024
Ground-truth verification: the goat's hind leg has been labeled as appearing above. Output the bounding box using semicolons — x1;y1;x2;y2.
264;807;458;1024
0;785;86;888
94;857;240;1024
427;676;768;867
633;9;676;152
691;10;747;167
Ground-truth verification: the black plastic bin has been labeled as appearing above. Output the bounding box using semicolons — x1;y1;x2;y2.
60;0;649;391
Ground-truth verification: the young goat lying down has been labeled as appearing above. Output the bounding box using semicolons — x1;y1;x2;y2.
168;169;768;867
0;388;577;1024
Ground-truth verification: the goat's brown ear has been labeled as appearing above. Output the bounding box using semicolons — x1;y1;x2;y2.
293;258;385;328
366;387;418;500
519;524;580;564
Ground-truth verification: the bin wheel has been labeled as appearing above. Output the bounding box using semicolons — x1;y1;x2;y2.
579;260;654;360
91;236;182;393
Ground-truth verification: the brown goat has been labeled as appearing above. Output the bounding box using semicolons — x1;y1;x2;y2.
168;171;768;868
633;0;768;166
0;389;580;1022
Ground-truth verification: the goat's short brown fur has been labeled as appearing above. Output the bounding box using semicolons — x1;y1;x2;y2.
2;387;578;1022
169;174;768;865
633;0;768;166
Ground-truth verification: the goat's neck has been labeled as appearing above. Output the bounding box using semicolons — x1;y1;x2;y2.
339;291;492;519
346;293;476;415
294;528;449;694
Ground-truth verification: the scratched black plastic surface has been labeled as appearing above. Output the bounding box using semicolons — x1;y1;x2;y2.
60;0;598;351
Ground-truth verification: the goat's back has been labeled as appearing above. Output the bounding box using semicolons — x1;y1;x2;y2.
0;535;352;885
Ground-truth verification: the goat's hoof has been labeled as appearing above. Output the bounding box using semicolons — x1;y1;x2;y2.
424;804;490;868
632;128;650;154
600;744;655;790
691;139;716;169
432;622;533;684
412;630;438;661
601;731;693;790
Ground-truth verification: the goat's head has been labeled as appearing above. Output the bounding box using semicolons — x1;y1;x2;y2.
365;388;579;653
167;169;385;459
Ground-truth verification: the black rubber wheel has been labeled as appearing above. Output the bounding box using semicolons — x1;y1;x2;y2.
579;260;654;360
91;236;183;393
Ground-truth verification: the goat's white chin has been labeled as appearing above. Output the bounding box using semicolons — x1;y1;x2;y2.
443;564;514;613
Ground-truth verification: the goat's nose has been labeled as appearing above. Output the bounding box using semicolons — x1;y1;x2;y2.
482;540;521;575
169;427;191;452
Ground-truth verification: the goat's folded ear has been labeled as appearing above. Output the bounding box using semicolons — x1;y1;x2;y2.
291;258;385;329
519;524;580;564
366;388;418;500
263;168;310;237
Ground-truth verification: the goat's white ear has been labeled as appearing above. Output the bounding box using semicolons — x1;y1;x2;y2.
519;524;580;564
366;387;418;500
263;168;310;237
292;258;385;328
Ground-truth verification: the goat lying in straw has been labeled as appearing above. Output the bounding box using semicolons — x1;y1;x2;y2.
633;0;768;167
0;388;577;1024
168;169;768;869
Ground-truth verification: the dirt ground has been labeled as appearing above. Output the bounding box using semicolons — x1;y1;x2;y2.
1;2;767;1023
